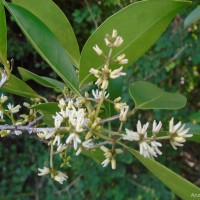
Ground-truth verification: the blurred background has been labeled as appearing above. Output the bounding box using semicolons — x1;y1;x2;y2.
0;0;200;199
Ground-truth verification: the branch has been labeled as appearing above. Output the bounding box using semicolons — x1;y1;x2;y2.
0;125;66;133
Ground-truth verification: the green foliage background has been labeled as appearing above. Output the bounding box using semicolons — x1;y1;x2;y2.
0;0;200;199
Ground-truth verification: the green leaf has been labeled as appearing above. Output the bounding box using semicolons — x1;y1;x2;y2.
184;6;200;28
2;75;42;99
12;0;80;68
18;67;66;89
82;148;104;164
79;0;191;86
104;78;123;119
0;0;7;65
32;103;59;126
129;81;186;109
184;123;200;143
120;143;200;200
5;2;80;95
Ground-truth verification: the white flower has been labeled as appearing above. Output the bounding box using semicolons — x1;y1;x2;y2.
104;37;112;46
123;121;162;159
53;171;68;184
124;121;149;141
52;113;63;128
89;68;100;77
113;36;123;47
0;94;8;104
115;54;128;65
93;45;103;56
101;80;109;90
139;141;157;158
112;29;117;38
82;139;94;148
0;110;3;119
110;67;126;79
56;144;66;153
137;120;149;135
100;146;122;169
37;130;54;140
0;69;8;88
58;98;66;109
102;158;111;168
7;103;21;113
66;133;81;150
53;134;61;146
123;129;140;141
119;105;129;122
152;120;162;134
38;167;50;176
67;100;74;109
15;130;22;136
114;102;126;111
169;118;192;150
150;141;162;156
69;108;88;132
92;89;109;99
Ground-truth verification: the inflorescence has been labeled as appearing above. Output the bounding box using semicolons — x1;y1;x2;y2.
0;29;192;184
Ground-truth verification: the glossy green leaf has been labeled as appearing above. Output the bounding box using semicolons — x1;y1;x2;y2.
5;3;80;95
129;81;187;109
18;67;66;89
12;0;80;68
2;75;42;98
0;0;7;65
32;103;59;126
120;143;200;200
79;0;191;86
184;6;200;27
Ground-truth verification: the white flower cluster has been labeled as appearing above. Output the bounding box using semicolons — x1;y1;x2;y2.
89;65;126;90
38;167;68;184
38;99;91;153
100;146;123;170
169;118;192;150
0;94;22;136
92;89;109;100
123;119;192;159
90;30;128;90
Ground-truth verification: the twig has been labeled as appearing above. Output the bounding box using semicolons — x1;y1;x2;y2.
0;125;66;133
100;114;120;124
144;45;187;80
55;175;83;196
83;0;98;29
28;115;43;126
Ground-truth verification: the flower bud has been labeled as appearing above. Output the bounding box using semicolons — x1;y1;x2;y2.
112;29;118;38
113;36;123;47
93;45;103;56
